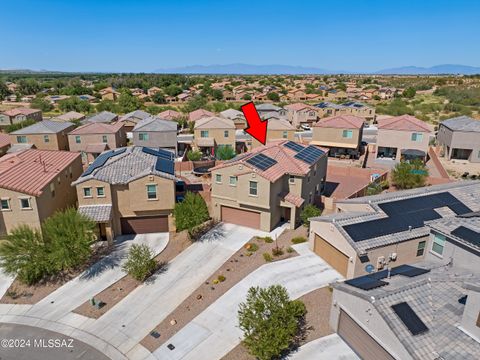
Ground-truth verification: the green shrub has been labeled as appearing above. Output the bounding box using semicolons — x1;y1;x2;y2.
291;236;307;244
245;243;258;252
174;192;210;232
272;246;284;257
187;150;202;161
300;204;322;227
286;247;294;253
215;145;236;160
5;118;37;133
392;159;429;189
258;236;273;243
122;244;156;282
263;252;273;262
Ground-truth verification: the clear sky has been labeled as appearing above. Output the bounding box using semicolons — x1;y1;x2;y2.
1;0;479;72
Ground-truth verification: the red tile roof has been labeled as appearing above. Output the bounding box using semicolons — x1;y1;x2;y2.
377;115;430;132
284;103;317;111
68;122;123;135
283;192;305;207
0;149;80;196
313;115;364;129
189;109;214;122
158;110;182;120
3;108;40;116
212;140;327;182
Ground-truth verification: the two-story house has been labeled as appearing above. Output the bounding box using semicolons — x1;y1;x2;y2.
255;104;287;119
437;116;480;163
10;120;75;151
118;110;151;132
220;109;246;129
132;116;178;154
0;108;43;127
0;149;82;236
376;115;430;162
73;146;176;243
210;140;328;231
67;122;127;164
284;103;318;128
247;118;296;150
312;115;364;159
193;116;236;157
188;109;214;123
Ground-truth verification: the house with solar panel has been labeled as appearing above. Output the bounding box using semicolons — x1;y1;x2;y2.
9;120;75;151
328;211;480;359
68;122;127;164
72;147;176;243
308;181;480;279
193;116;236;157
132;116;178;154
210;140;328;231
437;116;480;163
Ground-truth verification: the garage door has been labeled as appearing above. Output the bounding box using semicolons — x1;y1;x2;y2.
338;310;395;360
120;216;168;234
314;234;349;277
221;206;261;229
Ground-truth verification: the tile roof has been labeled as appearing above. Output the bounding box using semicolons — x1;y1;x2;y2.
314;115;364;129
7;144;35;153
194;116;235;130
267;118;295;130
68;122;123;135
189;109;214;122
85;111;118;124
377;115;430;132
0;134;11;148
2;108;40;116
0;149;80;196
256;104;282;112
314;101;344;110
212;140;327;183
334;263;480;360
11;120;74;135
85;143;109;153
157;110;183;120
440;116;480;133
283;192;305;207
54;111;85;121
132;116;177;132
78;204;112;222
73;146;176;185
220;109;244;119
119;110;151;122
284;103;316;111
426;214;480;253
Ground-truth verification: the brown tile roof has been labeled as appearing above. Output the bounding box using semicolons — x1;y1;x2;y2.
313;115;364;129
68;122;123;135
283;192;305;207
0;149;80;196
189;109;214;122
2;108;40;116
212;140;327;183
158;110;183;121
377;114;430;132
284;103;316;111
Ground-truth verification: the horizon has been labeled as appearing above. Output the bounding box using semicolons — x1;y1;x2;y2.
2;0;480;73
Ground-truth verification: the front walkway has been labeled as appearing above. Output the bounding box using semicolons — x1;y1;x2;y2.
288;334;359;360
152;243;342;360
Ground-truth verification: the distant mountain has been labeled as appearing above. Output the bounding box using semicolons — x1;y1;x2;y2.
155;63;349;75
375;64;480;75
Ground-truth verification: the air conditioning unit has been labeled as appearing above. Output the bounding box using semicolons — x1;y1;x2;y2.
390;253;397;261
377;256;385;270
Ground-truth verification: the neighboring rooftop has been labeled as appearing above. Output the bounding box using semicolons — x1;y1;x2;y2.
85;111;118;124
194;116;235;129
314;114;364;129
266;118;295;130
2;107;40;116
0;149;80;196
220;108;244;119
440;116;480;133
256;103;282;112
427;214;480;254
132;116;177;132
53;111;85;121
157;109;183;121
189;109;214;122
69;122;123;135
119;110;151;122
284;103;317;111
377;114;430;132
11;120;74;135
0;134;10;148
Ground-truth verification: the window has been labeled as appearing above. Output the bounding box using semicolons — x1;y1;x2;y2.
282;131;288;139
102;135;108;143
139;133;149;141
83;187;92;197
146;184;157;200
224;130;229;138
249;181;257;196
215;174;222;183
96;187;105;197
229;176;237;186
44;135;50;143
16;136;27;143
20;198;31;209
50;183;55;198
75;135;81;144
342;130;353;139
417;241;426;257
200;130;209;138
431;234;445;256
1;199;10;210
411;133;423;142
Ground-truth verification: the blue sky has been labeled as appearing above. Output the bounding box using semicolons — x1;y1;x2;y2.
1;0;479;72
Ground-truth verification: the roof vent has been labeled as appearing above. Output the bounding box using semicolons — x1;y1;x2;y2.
408;225;412;231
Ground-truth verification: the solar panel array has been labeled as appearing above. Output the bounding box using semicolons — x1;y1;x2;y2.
141;147;175;175
451;226;480;248
343;192;472;242
283;141;304;153
142;147;174;160
245;153;277;171
391;264;430;277
294;145;325;164
391;302;428;336
344;275;388;291
82;148;126;176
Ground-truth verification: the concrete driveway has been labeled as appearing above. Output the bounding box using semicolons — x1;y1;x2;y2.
153;243;342;360
288;334;359;360
83;223;285;358
22;232;169;323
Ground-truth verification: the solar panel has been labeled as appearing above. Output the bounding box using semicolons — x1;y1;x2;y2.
391;265;430;277
451;226;480;248
344;275;388;291
155;157;174;175
391;302;428;336
283;141;304;153
245;153;277;171
344;192;472;242
294;145;325;164
142;147;159;157
82;148;127;176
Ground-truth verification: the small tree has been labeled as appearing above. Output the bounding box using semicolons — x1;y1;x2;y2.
402;87;416;99
392;160;428;189
216;145;236;160
174;192;209;232
238;285;306;360
122;244;156;281
300;204;322;227
267;92;280;102
31;97;53;112
187;149;202;161
152;92;166;104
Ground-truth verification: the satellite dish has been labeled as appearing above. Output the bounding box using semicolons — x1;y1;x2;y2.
365;264;375;273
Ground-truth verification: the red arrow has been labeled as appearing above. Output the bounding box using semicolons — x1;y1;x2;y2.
241;102;268;145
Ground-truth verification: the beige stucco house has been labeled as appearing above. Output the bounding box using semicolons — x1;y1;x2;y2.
437;116;480;163
210;140;328;231
10;120;75;151
0;149;82;236
247;118;296;150
193;116;236;156
0;108;43;127
74;147;177;243
284;103;318;128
